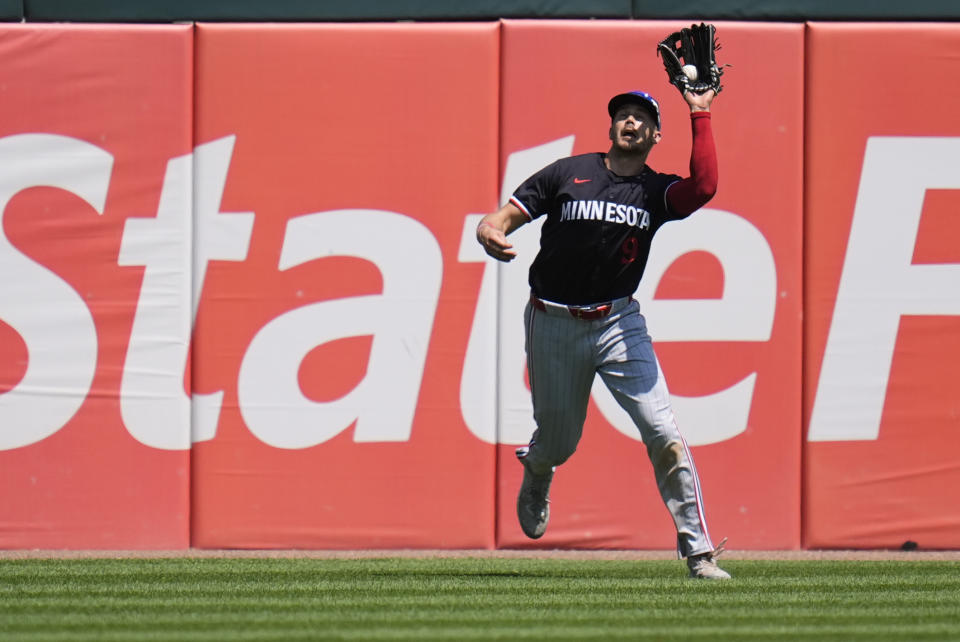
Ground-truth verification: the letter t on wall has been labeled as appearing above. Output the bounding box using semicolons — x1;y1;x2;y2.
118;136;253;449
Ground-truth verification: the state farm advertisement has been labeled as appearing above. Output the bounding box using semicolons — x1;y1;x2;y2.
0;20;805;551
4;19;954;552
495;20;804;550
0;24;194;548
804;23;960;549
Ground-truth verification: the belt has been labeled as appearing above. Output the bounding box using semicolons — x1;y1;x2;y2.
529;294;622;320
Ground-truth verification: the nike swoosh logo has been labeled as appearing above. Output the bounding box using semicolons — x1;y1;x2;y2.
573;178;591;184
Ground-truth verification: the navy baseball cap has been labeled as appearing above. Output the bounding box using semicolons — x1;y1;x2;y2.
607;91;661;129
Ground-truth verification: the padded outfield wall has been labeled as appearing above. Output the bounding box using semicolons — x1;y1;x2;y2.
0;19;958;551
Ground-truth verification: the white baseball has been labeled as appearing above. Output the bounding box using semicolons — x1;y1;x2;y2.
682;64;698;82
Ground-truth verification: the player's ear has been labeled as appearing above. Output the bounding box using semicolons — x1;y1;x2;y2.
608;124;616;142
653;130;662;144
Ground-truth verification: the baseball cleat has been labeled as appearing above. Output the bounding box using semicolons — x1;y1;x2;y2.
516;451;553;539
687;537;731;580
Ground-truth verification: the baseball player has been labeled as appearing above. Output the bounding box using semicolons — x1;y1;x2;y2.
476;86;730;579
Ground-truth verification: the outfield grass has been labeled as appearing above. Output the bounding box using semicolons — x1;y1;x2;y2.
1;557;959;641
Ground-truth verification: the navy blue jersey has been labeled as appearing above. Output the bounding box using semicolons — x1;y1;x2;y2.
510;152;685;305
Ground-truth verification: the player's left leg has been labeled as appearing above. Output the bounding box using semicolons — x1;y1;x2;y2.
595;300;724;570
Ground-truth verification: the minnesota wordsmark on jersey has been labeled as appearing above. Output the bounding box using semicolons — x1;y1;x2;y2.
511;152;685;305
559;200;652;229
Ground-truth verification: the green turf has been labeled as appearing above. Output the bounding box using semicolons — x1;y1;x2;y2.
1;557;959;641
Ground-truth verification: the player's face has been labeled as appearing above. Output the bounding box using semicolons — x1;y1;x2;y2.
608;104;661;153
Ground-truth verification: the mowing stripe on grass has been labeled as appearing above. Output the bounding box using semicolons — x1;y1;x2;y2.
1;558;959;641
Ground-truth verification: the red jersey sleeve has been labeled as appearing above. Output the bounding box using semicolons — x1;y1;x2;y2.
665;111;717;216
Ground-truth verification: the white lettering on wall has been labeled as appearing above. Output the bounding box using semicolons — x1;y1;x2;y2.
0;134;111;450
458;136;575;445
237;209;443;449
808;137;960;441
119;136;254;450
595;209;777;446
190;137;254;443
0;131;788;452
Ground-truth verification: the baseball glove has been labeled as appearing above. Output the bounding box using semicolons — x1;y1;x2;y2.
657;22;725;95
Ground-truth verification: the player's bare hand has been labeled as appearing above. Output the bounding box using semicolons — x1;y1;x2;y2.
684;89;716;112
476;221;518;262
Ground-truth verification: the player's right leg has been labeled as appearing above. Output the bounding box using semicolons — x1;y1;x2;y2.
516;300;595;538
521;300;595;472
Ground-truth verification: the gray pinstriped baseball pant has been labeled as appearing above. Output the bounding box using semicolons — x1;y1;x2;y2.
521;296;716;558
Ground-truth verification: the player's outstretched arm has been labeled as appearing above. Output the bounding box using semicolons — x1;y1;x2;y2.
476;202;527;262
665;93;718;216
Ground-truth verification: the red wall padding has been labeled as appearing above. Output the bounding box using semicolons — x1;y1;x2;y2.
0;24;193;549
804;22;960;550
190;22;501;549
496;20;803;550
1;20;958;550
